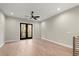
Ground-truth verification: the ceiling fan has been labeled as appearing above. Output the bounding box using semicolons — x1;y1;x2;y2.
31;11;40;20
26;11;40;20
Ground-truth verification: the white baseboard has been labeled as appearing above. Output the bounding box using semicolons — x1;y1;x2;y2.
5;40;20;43
42;38;72;48
0;42;5;48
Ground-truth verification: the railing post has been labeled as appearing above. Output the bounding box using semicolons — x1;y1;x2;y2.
73;36;76;56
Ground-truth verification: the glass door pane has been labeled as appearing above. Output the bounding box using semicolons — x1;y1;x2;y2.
20;24;26;38
27;24;32;37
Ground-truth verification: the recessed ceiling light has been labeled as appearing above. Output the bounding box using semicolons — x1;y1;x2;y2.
57;8;61;11
10;12;14;15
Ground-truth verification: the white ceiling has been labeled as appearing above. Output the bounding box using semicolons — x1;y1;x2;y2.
0;3;79;21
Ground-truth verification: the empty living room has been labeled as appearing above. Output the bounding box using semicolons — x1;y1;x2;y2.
0;2;79;57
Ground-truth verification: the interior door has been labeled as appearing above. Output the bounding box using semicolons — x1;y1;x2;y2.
20;23;33;39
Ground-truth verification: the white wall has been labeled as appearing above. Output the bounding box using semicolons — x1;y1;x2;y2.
41;6;79;48
5;17;41;42
0;12;5;46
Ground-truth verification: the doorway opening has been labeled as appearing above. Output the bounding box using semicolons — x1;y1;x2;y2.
20;23;33;40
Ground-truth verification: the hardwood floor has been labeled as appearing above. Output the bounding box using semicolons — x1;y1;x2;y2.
0;39;72;56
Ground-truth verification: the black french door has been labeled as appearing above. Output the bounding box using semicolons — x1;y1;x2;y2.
20;23;33;40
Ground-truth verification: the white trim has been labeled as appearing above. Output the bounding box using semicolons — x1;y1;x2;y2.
5;40;20;43
42;37;72;48
0;42;5;48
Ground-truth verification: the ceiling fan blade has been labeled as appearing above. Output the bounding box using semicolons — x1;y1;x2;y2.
34;16;40;18
34;18;37;20
33;17;37;20
36;16;40;18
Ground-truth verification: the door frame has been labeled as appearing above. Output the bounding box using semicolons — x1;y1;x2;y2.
20;23;33;40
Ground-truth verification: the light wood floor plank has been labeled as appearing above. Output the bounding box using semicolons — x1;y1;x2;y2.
0;39;72;56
